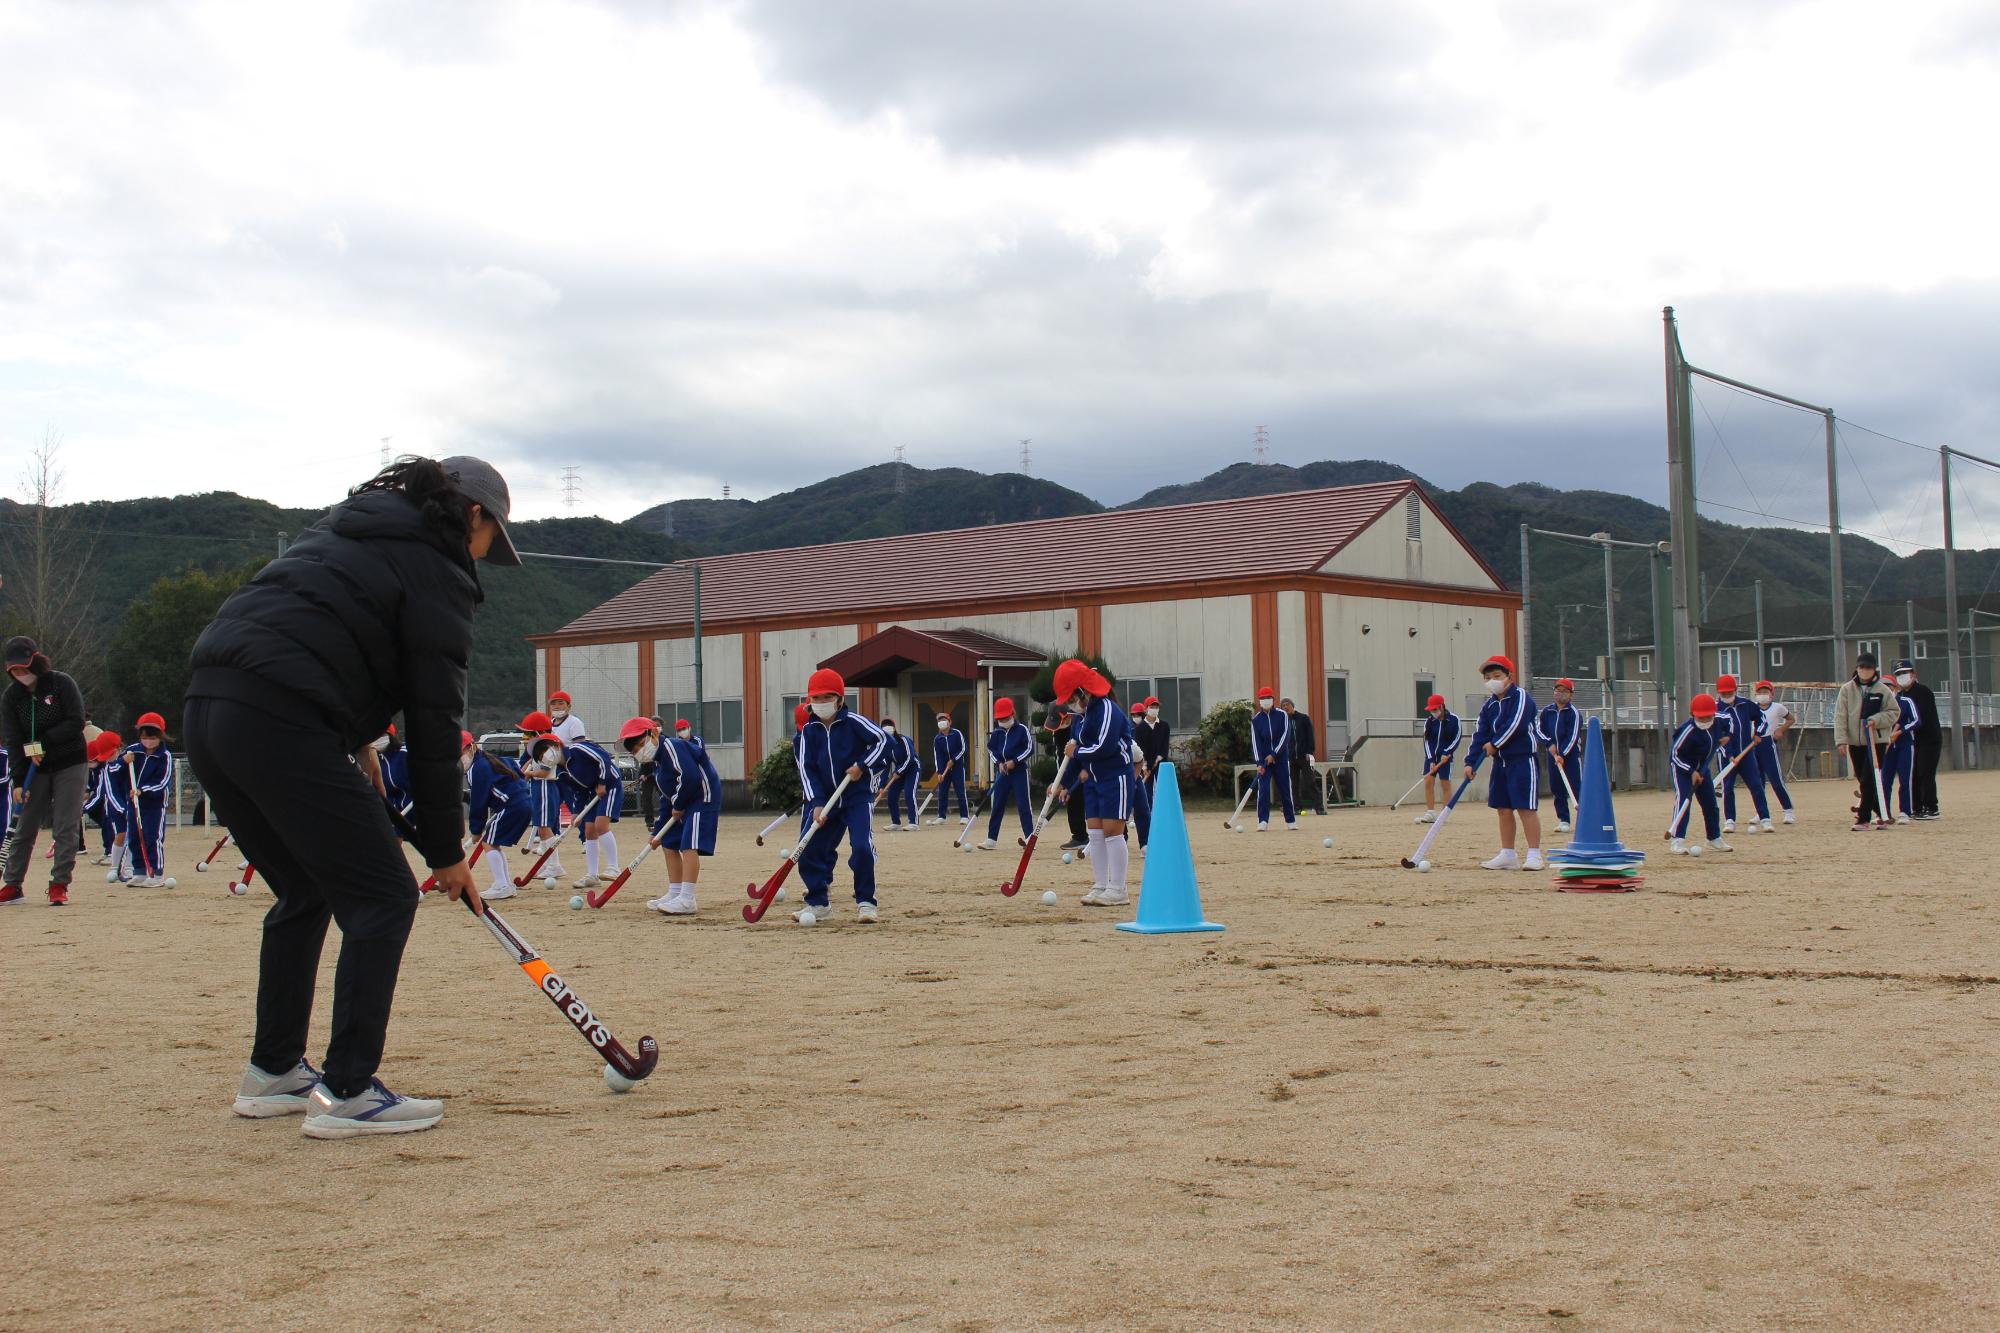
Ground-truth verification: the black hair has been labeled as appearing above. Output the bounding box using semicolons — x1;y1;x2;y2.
352;457;473;546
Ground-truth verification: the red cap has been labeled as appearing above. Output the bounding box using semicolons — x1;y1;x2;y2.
1256;686;1275;700
618;717;654;743
1690;693;1718;718
1051;658;1092;701
1129;700;1145;714
794;703;811;728
520;710;552;733
1755;680;1774;692
530;732;563;753
460;730;476;749
1425;694;1446;711
1084;669;1112;698
88;733;121;762
1553;677;1575;692
1716;674;1738;693
673;718;691;733
1143;696;1159;708
994;698;1016;719
1480;654;1515;676
548;691;572;705
135;711;167;733
806;667;845;698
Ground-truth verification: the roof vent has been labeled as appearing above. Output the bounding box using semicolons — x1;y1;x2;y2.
1404;492;1422;541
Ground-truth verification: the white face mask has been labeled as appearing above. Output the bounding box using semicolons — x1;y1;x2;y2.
1718;694;1735;706
370;735;391;752
1484;677;1507;696
1695;718;1713;731
811;699;837;721
937;720;950;731
549;706;569;721
883;724;896;735
1755;692;1773;706
1145;707;1159;720
634;740;658;764
1896;672;1913;687
538;747;563;769
998;717;1013;729
1258;698;1274;710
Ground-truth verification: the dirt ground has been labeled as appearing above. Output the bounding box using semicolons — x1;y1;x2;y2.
5;772;1999;1331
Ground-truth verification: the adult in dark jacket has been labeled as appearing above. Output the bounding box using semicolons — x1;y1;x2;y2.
185;456;519;1140
1;636;91;905
1895;659;1943;819
1281;698;1326;816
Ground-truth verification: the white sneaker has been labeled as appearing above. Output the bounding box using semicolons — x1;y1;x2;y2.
1759;818;1775;832
1285;822;1299;831
1554;821;1570;834
793;903;828;923
1080;888;1108;905
482;882;516;901
547;863;567;878
979;838;997;850
1480;850;1519;871
577;875;601;889
1256;821;1269;831
1782;810;1796;824
1523;850;1545;871
1706;838;1733;853
1095;887;1130;906
138;876;165;889
1414;811;1436;824
1669;838;1689;855
663;891;697;916
1895;813;1911;825
855;901;879;923
644;895;672;912
232;1059;322;1118
301;1079;444;1140
90;854;110;866
1722;820;1735;833
105;864;122;883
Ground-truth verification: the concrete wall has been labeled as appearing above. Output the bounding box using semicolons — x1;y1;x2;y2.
1322;592;1507;738
1098;595;1256;706
1321;495;1500;590
655;632;747;778
558;641;640;744
756;623;861;763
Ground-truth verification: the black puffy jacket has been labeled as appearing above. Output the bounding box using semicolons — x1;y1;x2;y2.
188;490;481;868
2;668;89;783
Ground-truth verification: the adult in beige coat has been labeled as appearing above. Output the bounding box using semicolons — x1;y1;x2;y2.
1833;651;1895;829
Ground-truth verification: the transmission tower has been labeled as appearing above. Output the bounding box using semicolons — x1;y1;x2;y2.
560;466;582;511
379;436;393;467
1019;439;1032;475
892;444;907;494
1253;425;1269;465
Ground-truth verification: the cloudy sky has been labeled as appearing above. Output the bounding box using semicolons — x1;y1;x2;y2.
3;0;1997;543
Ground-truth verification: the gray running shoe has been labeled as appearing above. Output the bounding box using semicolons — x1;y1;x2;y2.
232;1059;323;1118
301;1079;444;1139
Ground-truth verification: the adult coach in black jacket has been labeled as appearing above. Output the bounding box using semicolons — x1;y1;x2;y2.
186;456;519;1140
1131;695;1170;799
1281;698;1326;816
1;637;91;905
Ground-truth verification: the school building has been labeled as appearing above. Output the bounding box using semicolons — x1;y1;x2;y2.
527;481;1521;802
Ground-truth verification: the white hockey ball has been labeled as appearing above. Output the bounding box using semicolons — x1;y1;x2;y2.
798;909;817;926
603;1064;637;1094
161;877;178;889
1322;837;1334;849
569;895;585;910
1060;851;1074;864
1418;859;1432;872
543;876;558;889
775;887;786;902
195;861;209;873
229;881;247;896
962;842;974;853
1041;890;1057;906
1689;844;1703;857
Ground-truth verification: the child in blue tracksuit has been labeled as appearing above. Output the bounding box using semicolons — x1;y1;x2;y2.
1536;679;1584;832
931;714;968;822
1250;685;1296;829
1050;659;1135;905
623;718;720;916
879;719;920;830
1752;682;1796;822
520;718;571;879
1879;676;1919;822
1418;694;1461;823
1469;656;1541;870
559;733;624;888
1126;700;1152;850
1668;695;1727;852
463;733;533;899
110;712;176;886
981;698;1035;846
85;732;125;872
1714;674;1773;833
793;668;890;921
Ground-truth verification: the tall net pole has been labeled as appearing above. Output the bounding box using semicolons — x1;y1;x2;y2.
1823;410;1845;669
1942;447;1965;769
1663;308;1698;703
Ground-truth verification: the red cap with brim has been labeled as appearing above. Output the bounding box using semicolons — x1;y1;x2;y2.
520;711;552;733
993;698;1015;719
548;691;572;705
1481;655;1515;676
1691;694;1718;718
1425;694;1447;711
807;667;845;698
1256;686;1275;700
618;717;654;743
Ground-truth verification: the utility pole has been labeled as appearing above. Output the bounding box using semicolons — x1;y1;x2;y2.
1942;446;1966;769
1663;308;1701;707
1518;524;1531;686
1753;581;1766;680
1825;410;1846;672
1596;532;1618;783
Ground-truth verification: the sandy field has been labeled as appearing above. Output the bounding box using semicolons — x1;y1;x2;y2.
5;772;1999;1331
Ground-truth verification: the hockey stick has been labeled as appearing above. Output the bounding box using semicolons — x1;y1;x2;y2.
228;862;258;894
1001;755;1072;897
953;781;999;848
1868;739;1891;828
125;756;157;881
1387;768;1435;813
1400;760;1482;868
754;803;802;848
195;829;233;872
515;793;601;886
743;773;855;923
461;889;659;1083
1223;771;1259;830
913;790;936;825
588;813;679;908
1663;747;1752;840
1551;750;1579;816
420;836;484;893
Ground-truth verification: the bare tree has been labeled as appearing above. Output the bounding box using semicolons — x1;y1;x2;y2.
0;432;106;699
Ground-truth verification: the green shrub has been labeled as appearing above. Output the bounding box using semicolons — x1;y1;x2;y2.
1181;698;1255;795
749;742;802;810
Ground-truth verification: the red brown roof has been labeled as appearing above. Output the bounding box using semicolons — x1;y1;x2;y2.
819;627;1047;687
543;480;1500;639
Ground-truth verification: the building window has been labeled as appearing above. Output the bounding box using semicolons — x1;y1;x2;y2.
1414;675;1435;716
1405;492;1422;541
1717;647;1742;678
1119;676;1203;731
1324;674;1349;726
1915;640;1928;660
1637;654;1651;676
1769;647;1784;667
661;698;745;746
1857;639;1880;663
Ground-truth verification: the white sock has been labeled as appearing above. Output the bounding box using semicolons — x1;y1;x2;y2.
597;832;620;874
1104;834;1128;889
585;840;600;878
1086;829;1107;887
484;848;509;889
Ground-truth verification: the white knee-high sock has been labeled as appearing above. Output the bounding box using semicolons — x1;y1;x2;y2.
1086;829;1107;887
484;848;510;889
1104;834;1129;889
597;832;620;874
585;838;600;878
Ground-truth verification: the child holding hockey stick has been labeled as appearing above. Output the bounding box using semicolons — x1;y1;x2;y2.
1127;699;1153;850
115;712;177;887
880;717;920;831
980;697;1035;849
1536;678;1583;834
1049;658;1135;906
931;711;969;824
1714;674;1774;834
462;731;533;899
793;668;890;923
1879;672;1920;824
516;710;569;874
82;731;121;866
1752;681;1798;823
1417;694;1461;824
546;690;587;747
558;729;625;888
1667;694;1731;854
1470;656;1543;871
1250;685;1297;830
622;717;720;915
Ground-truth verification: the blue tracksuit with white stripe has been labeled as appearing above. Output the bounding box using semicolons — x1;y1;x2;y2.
108;743;175;875
932;725;969;818
1536;702;1583;822
1471;684;1538;810
560;739;624;833
881;731;919;826
82;754;118;854
1251;705;1295;824
986;719;1035;840
467;751;532;848
1067;695;1135;821
1423;710;1462;780
1717;695;1771;823
794;707;890;905
1881;692;1919;818
651;735;721;855
1668;719;1721;841
382;748;413;819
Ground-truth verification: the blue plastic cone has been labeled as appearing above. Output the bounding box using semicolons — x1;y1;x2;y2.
1551;717;1642;861
1117;763;1225;935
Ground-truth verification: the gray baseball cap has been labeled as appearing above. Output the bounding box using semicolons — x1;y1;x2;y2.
439;455;521;567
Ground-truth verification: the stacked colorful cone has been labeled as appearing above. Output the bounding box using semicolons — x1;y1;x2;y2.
1546;717;1645;892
